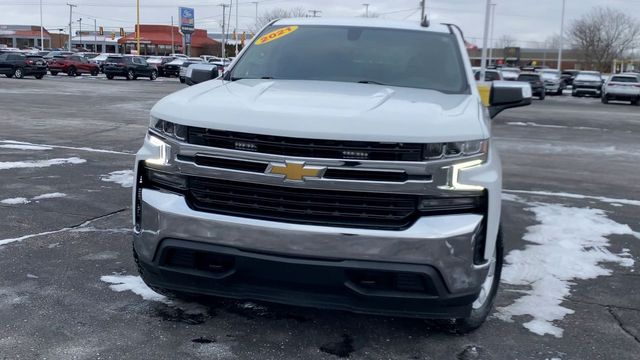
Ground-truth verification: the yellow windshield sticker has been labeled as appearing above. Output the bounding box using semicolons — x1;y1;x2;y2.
255;26;299;45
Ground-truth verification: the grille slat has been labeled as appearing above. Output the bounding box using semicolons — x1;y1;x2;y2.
188;127;424;161
187;177;420;230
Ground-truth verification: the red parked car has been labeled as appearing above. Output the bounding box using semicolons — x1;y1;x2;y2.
48;55;100;76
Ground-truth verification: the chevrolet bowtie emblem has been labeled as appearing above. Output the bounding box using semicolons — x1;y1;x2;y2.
266;161;326;181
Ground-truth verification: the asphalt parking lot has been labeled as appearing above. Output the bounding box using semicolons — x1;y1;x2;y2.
1;74;639;360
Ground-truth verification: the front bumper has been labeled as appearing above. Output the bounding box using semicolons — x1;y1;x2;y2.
136;238;481;318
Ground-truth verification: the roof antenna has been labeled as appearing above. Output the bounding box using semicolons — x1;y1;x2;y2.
420;0;430;27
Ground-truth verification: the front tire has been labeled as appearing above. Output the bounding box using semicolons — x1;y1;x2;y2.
67;67;77;76
126;69;136;81
13;67;24;79
50;71;58;76
106;74;114;80
444;228;504;334
601;96;609;104
35;74;44;79
90;68;99;76
538;92;545;100
150;70;158;80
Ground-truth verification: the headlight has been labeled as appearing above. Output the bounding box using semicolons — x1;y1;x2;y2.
151;118;187;141
145;134;171;166
423;140;488;160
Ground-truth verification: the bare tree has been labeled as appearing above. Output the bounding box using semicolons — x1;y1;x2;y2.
544;34;561;50
569;6;640;71
251;7;308;33
495;35;517;48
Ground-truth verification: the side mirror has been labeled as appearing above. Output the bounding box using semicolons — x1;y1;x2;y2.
488;81;532;118
185;64;219;86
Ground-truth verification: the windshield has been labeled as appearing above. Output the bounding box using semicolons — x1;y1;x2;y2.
541;72;559;80
610;76;638;83
231;25;469;93
106;56;124;63
147;57;163;64
576;74;601;81
167;59;184;65
518;74;539;82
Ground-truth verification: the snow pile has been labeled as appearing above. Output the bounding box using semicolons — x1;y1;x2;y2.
0;197;30;205
100;170;134;188
497;202;636;337
0;157;85;170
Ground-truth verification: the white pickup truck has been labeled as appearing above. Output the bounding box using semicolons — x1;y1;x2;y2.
132;17;531;332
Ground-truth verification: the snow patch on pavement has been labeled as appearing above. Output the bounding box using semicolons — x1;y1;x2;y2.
504;189;640;207
0;157;85;170
0;140;133;155
497;202;637;337
0;197;30;205
100;170;134;188
100;275;208;314
0;144;52;151
1;193;66;205
101;275;167;302
32;192;66;200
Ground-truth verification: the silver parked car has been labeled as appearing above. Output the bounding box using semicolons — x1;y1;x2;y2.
602;74;640;105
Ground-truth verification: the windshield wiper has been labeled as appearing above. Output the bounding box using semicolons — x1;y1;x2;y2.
358;80;387;85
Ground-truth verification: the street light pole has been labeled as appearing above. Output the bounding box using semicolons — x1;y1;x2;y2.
479;0;492;82
220;3;228;58
488;3;496;66
66;3;76;51
93;19;97;52
362;3;369;17
171;16;174;54
136;0;141;54
252;1;258;26
39;0;44;49
78;18;82;49
557;0;566;71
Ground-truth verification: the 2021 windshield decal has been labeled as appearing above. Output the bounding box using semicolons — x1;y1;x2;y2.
255;26;299;45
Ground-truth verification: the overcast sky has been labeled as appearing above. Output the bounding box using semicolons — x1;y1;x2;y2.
0;0;638;46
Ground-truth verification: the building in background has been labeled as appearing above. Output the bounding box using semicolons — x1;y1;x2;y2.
0;25;51;49
117;25;218;56
468;47;584;70
70;32;121;53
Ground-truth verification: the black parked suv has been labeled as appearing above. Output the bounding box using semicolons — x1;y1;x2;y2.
0;53;47;79
102;56;158;80
517;72;545;100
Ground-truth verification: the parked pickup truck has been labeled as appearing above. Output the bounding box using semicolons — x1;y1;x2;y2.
48;55;100;76
133;18;531;333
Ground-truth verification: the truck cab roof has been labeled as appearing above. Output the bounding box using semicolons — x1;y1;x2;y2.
274;17;452;34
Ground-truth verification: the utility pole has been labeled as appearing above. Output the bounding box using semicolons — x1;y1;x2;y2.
136;0;141;54
479;0;491;82
308;10;321;17
362;3;369;17
420;0;425;20
171;16;174;54
557;0;566;71
39;0;44;49
488;3;496;66
66;3;76;51
235;0;239;56
220;3;229;58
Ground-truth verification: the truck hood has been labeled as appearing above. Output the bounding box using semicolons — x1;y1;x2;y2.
151;79;487;143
